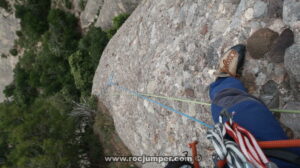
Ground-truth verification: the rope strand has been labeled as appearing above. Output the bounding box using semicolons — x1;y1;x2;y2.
111;92;300;114
108;81;213;129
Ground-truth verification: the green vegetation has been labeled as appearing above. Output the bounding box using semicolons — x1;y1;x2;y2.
0;0;10;12
79;0;87;10
64;0;72;9
107;13;130;39
16;31;22;37
7;8;81;104
1;54;7;58
0;95;103;168
1;2;130;166
69;27;108;96
9;48;18;56
0;96;76;168
15;0;51;45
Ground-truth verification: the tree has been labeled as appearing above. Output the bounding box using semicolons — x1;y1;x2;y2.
9;49;18;56
11;64;38;105
0;96;79;168
69;27;109;96
79;27;108;66
0;4;127;168
15;0;51;42
68;50;94;96
0;95;103;168
47;9;81;56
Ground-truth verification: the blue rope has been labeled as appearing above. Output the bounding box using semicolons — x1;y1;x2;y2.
107;75;213;129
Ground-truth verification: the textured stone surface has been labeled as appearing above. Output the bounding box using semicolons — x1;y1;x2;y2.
267;28;294;63
283;0;300;101
260;80;279;109
283;0;300;44
281;102;300;138
71;0;84;17
0;8;20;102
267;0;283;18
268;19;285;33
92;0;300;167
95;0;141;30
283;0;300;26
285;44;300;100
246;28;279;59
80;0;104;29
253;1;267;18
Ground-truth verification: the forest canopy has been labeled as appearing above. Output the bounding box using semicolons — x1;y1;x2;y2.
0;0;129;167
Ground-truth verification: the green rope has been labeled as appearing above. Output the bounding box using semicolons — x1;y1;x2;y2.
269;109;300;114
140;93;211;106
112;92;300;114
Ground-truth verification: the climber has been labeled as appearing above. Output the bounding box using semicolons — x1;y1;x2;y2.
209;44;300;168
165;44;300;168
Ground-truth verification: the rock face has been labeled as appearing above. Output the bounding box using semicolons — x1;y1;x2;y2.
281;102;300;138
253;1;268;18
284;44;300;101
283;0;300;26
92;0;300;167
95;0;141;30
80;0;104;29
246;28;279;59
267;28;294;63
283;0;300;102
80;0;141;30
0;8;20;102
260;80;279;109
267;0;283;18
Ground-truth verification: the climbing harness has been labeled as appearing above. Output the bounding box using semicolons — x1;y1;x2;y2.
213;110;269;168
208;113;300;168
